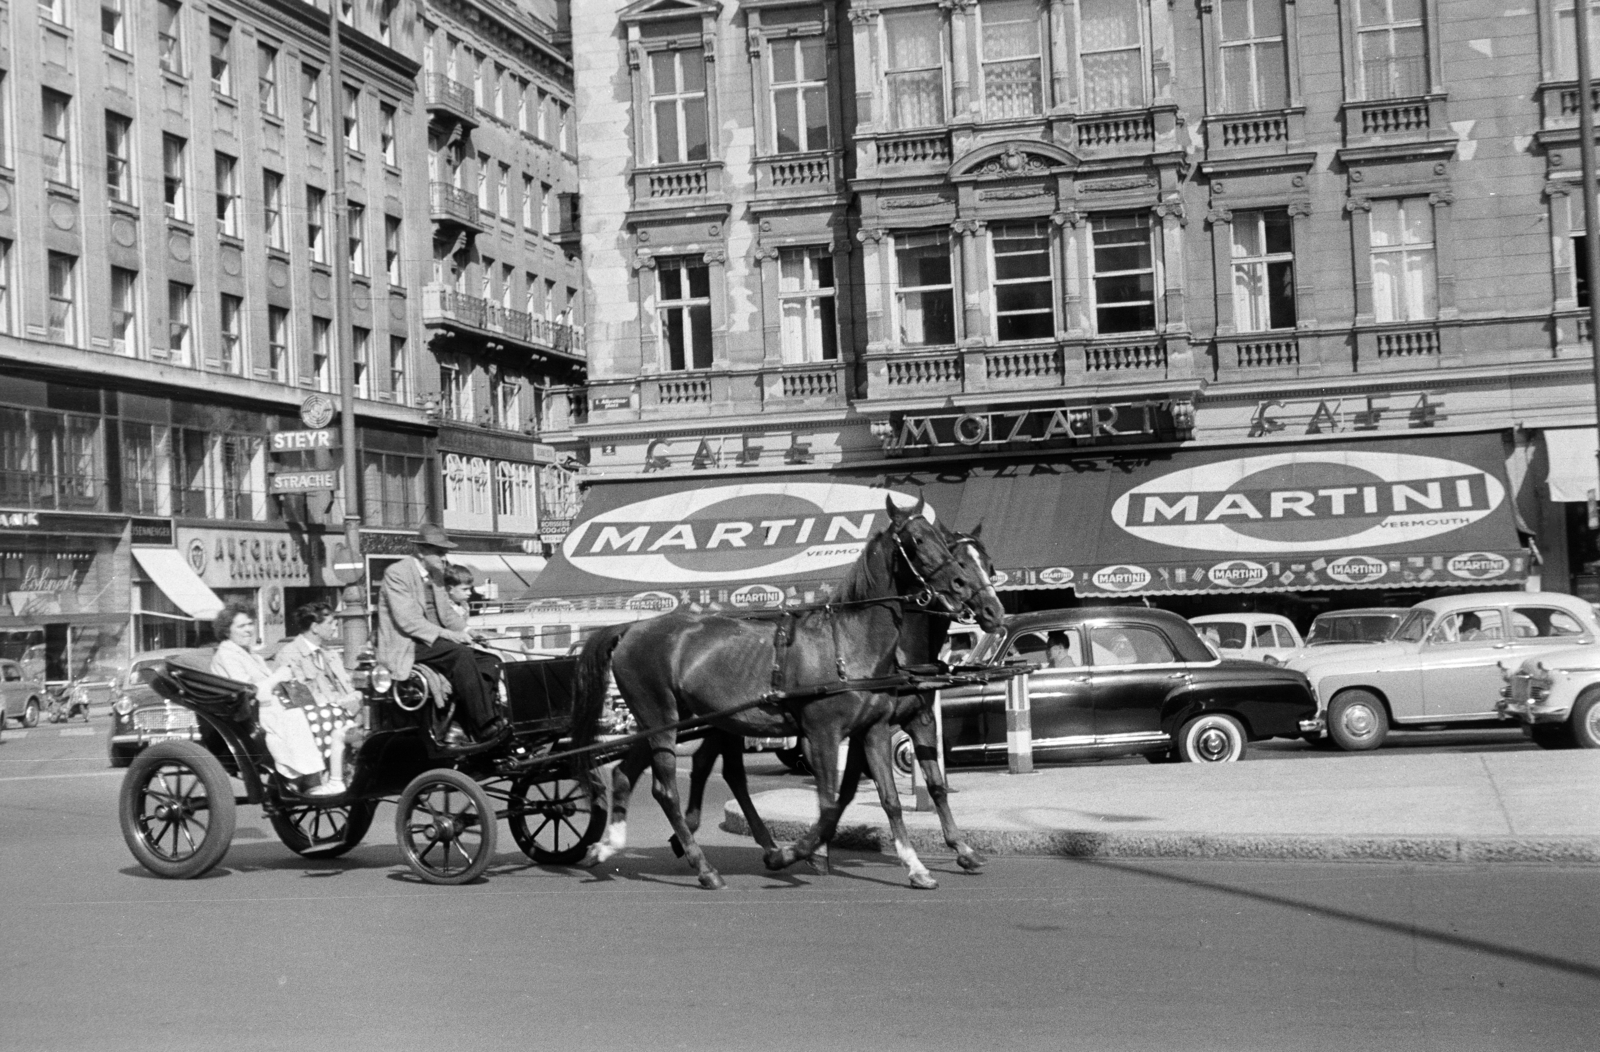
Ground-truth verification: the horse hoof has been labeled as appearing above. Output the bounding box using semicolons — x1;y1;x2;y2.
956;852;986;872
762;848;790;871
668;834;685;858
909;873;939;890
699;872;727;891
576;845;605;869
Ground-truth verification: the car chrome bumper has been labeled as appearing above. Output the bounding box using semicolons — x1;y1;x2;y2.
110;730;201;746
743;735;798;751
1298;716;1326;735
1495;700;1568;726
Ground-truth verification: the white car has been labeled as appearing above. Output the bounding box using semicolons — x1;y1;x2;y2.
1189;614;1303;665
1498;648;1600;749
1286;591;1599;751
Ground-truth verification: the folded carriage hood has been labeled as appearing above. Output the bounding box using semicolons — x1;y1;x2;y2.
1286;642;1413;679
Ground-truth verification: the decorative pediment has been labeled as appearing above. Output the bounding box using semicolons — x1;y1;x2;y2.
620;0;722;25
949;141;1078;182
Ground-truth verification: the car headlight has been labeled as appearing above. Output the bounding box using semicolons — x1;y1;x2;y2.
370;666;393;693
112;695;136;716
1263;655;1282;666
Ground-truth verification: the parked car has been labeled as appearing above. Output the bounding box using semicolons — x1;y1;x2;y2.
1189;614;1303;665
0;658;48;728
1286;592;1599;751
1498;649;1600;749
944;608;1321;765
107;649;202;768
1303;607;1408;648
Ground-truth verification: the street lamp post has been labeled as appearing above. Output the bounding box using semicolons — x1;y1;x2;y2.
328;9;367;665
1575;0;1600;505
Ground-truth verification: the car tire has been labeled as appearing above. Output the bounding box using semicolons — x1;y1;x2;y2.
775;745;813;776
21;698;39;728
1327;690;1388;751
1570;691;1600;750
1176;713;1247;763
891;730;916;778
1144;748;1179;764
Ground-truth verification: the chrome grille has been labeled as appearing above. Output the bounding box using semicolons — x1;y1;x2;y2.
132;707;199;732
1507;675;1547;705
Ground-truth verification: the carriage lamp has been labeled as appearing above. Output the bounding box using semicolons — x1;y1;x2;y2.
369;666;393;694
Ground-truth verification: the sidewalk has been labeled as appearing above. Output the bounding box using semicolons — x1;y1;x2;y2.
719;750;1600;865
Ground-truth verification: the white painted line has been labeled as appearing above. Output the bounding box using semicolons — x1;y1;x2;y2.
7;730;28;740
59;728;94;737
0;770;121;783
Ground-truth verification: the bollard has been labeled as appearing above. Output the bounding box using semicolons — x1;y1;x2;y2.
1006;671;1033;774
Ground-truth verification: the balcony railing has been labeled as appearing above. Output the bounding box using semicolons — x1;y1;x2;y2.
1076;112;1155;149
985;345;1062;384
756;151;839;196
423;74;478;126
774;363;843;401
874;131;952;168
424;287;583;356
429;182;484;231
1213;113;1290;149
1084;337;1167;374
1374;327;1439;360
425;287;488;328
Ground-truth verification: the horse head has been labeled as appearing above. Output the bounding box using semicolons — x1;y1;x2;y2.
883;498;1005;632
943;523;1006;632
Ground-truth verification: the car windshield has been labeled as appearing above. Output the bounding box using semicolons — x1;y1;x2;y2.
1307;613;1403;645
1391;609;1435;643
969;629;1009;665
1197;622;1248;650
126;663;163;686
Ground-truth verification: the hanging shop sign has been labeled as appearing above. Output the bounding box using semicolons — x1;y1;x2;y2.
129;517;174;547
270;429;339;452
0;511;129;536
300;394;337;429
885;399;1194;456
270;470;339;494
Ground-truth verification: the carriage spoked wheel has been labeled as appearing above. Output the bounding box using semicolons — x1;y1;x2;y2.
395;768;497;885
507;771;605;865
119;741;237;879
271;799;378;859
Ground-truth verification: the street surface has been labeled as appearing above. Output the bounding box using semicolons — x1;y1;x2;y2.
2;718;1594;1052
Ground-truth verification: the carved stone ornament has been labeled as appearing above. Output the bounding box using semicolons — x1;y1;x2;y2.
703;248;728;264
1428;189;1455;207
951;219;986;237
848;7;879;26
883;194;945;209
627;43;644;71
1050;209;1086;228
1344;197;1373;214
631;252;657;271
1153;199;1187;226
1544;180;1574;198
975;144;1051;178
1286;200;1313;218
856;227;887;243
978;186;1049;201
1205;207;1233;226
753;243;782;262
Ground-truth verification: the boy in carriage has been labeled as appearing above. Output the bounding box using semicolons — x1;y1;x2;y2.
274;601;365;795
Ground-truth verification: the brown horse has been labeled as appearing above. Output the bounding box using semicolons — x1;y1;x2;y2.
568;498;1004;889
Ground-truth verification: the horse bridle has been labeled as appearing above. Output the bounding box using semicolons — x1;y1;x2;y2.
887;519;974;621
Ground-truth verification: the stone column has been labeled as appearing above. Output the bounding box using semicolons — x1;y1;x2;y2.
1052;209;1087;339
953;219;987;344
947;0;976;120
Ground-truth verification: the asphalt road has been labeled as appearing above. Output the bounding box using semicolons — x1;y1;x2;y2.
2;719;1592;1052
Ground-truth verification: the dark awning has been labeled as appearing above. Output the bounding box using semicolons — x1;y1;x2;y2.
525;431;1530;608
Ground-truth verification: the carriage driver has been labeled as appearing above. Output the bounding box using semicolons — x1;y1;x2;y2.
375;523;508;743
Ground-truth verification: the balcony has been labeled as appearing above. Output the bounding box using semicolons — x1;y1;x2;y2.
1075;111;1155;150
424;74;478;128
429;182;486;233
1213;333;1314;382
869;130;953;173
1339;80;1453;157
423;286;586;361
755;151;842;202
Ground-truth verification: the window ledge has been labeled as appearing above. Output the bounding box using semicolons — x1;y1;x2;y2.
166;218;195;234
160;68;190;87
213;92;237;107
108;199;139;217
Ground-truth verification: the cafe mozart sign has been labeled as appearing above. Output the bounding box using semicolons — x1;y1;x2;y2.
886;399;1193;456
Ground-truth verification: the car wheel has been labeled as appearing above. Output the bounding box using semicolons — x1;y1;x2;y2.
1529;724;1575;750
21;698;39;728
1327;690;1388;751
119;741;236;879
891;730;916;778
1570;691;1600;750
1144;748;1179;764
775;745;813;776
1176;713;1247;763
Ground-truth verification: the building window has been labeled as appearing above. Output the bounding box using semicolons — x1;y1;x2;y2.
490;63;505;119
263;170;285;249
778;248;838;364
389;336;408;404
980;0;1044;119
121;422;172;517
219;294;243;374
307;188;327;263
167;283;194;366
522;174;535;229
657;259;713;371
515;78;531;133
1078;0;1146;111
477;153;492;212
348;203;367;275
894;231;956;346
158;1;185;75
105;112;133;203
380;103;396;164
353;327;370;399
47;253;77;344
1090;213;1156;334
884;9;945;129
110;267;139;356
163;134;188;221
535;88;549;140
1230;208;1296;331
102;0;126;49
378;0;396;45
363;452;426;528
219;434;264;520
440;359;472;421
539;182;553;235
558;103;571;152
312;317;333;392
385;216;403;285
771;36;828;152
498;162;511;216
492;374;521;430
1356;0;1426;100
1218;0;1287;112
649;49;708;164
499;263;515;310
267;307;290;382
215;152;239;236
1369;196;1436;322
42;90;73;186
991;221;1054;341
258;44;280;116
479;256;495;302
0;74;10;169
41;0;66;27
338;0;354;27
210;21;233;96
303;65;322;133
0;241;12;334
342;86;361;151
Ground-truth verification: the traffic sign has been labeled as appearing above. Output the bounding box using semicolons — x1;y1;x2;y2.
331;542;364;585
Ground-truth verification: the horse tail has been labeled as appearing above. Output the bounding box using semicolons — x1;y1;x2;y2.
569;622;633;756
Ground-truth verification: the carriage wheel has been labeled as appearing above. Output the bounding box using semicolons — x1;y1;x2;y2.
119;741;236;879
271;799;378;859
507;772;605;865
395;769;497;885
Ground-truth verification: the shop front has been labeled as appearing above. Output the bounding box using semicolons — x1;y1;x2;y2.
161;525;343;650
525;431;1533;634
0;511;134;685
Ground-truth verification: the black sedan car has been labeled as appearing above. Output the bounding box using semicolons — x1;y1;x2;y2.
944;608;1321;764
107;649;201;767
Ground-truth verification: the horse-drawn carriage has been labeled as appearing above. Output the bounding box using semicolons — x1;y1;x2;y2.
117;649;616;885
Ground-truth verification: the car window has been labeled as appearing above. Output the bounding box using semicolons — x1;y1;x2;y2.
1509;607;1588;640
1004;631;1049;664
1090;624;1178;666
1392;610;1434;643
1428;609;1505;645
1;664;17;681
1274;625;1295;648
128;663;163;686
1251;624;1277;647
1202;622;1248;650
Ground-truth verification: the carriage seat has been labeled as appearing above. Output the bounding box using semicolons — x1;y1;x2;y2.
156;649;256;724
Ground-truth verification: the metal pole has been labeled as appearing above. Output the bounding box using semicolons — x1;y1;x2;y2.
1005;671;1033;774
328;10;366;667
1575;0;1600;501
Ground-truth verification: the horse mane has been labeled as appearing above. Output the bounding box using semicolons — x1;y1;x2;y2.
831;525;899;605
